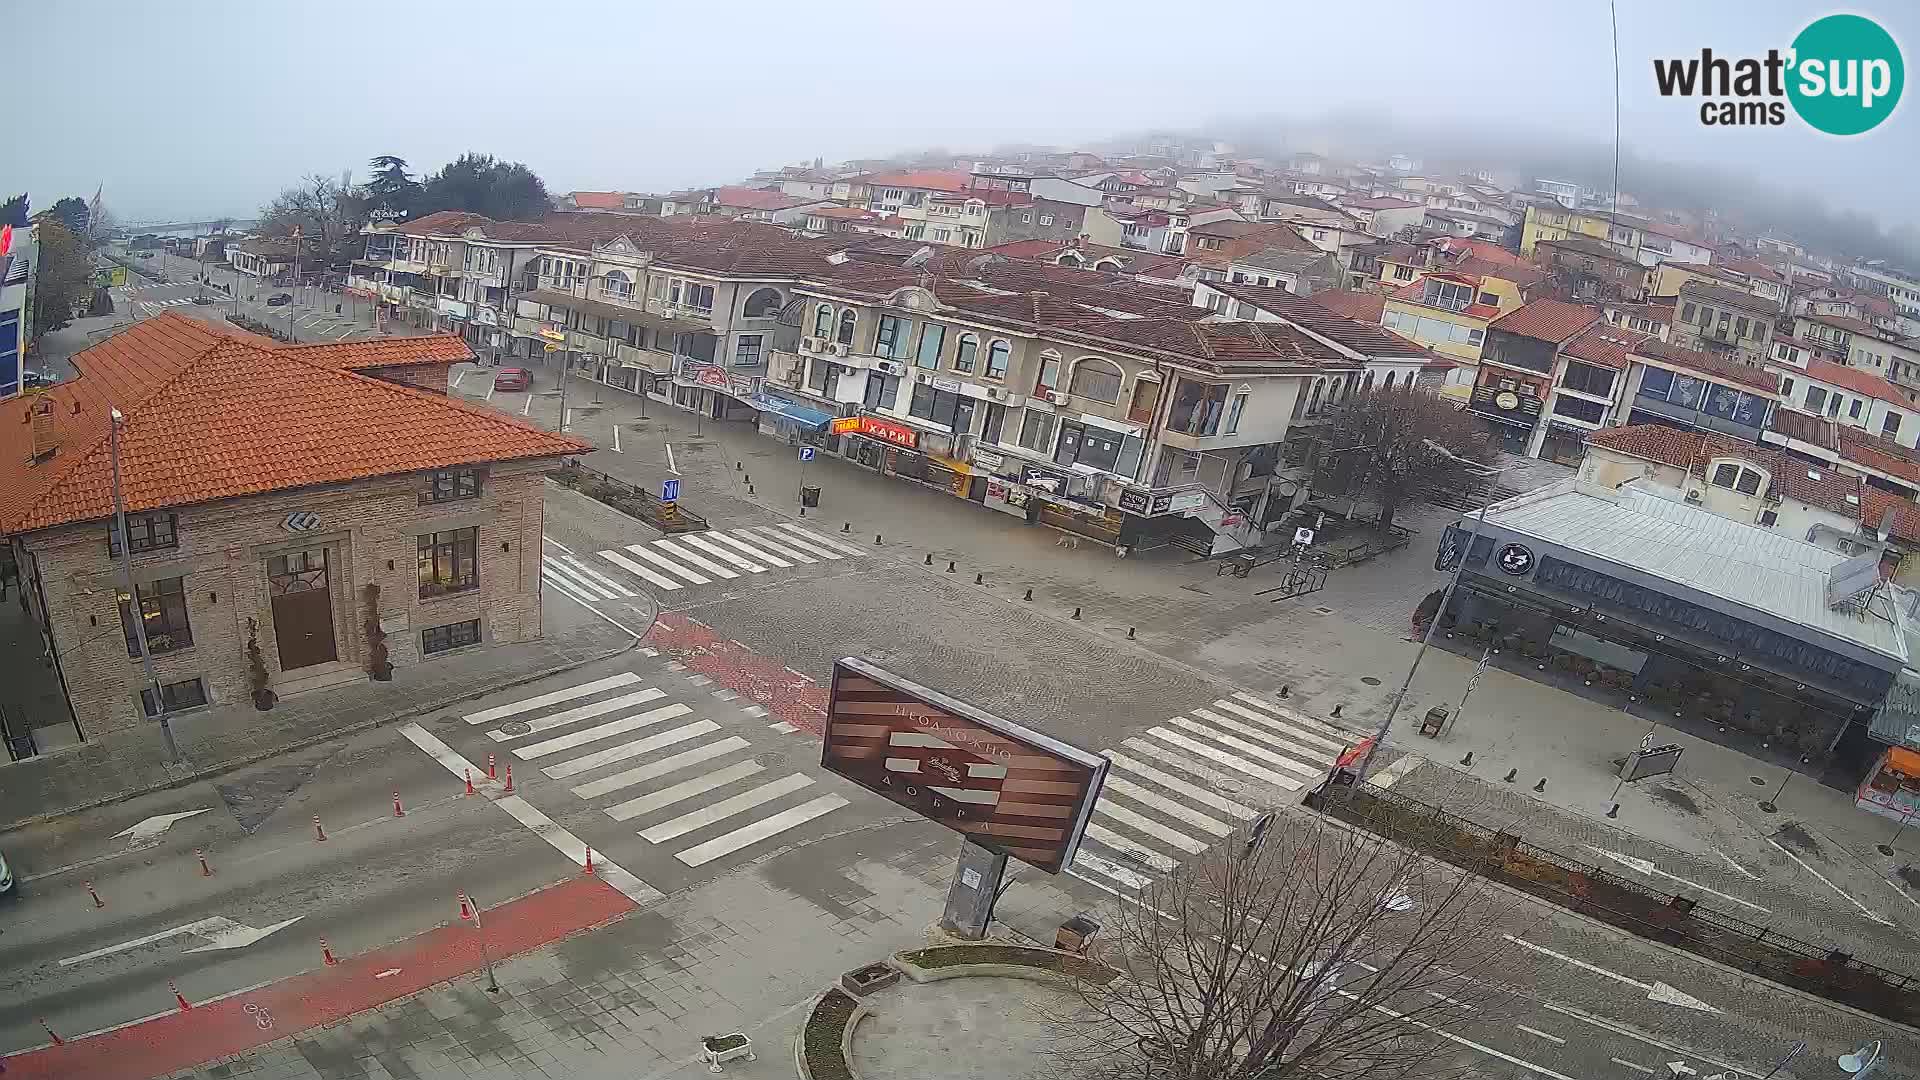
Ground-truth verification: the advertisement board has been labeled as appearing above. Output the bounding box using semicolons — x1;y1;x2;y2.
822;658;1106;873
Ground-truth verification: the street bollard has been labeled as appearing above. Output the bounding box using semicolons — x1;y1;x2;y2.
458;892;473;920
1331;704;1343;718
842;522;851;532
1127;627;1136;639
875;534;883;545
946;561;956;573
1503;768;1517;783
1023;588;1033;601
583;847;596;875
487;752;497;781
321;937;338;966
170;980;193;1011
394;791;405;817
197;849;214;877
1533;778;1547;792
465;768;475;796
1280;685;1290;698
503;763;514;793
1071;606;1082;619
314;815;327;842
975;573;984;585
925;553;933;566
85;880;104;908
38;1018;62;1046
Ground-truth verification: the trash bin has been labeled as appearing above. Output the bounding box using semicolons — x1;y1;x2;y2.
800;485;821;508
335;303;342;314
1056;914;1100;954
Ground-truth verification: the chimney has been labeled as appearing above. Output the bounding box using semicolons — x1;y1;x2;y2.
28;398;57;461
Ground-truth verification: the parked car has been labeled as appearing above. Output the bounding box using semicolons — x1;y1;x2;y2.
0;848;14;896
493;367;532;391
265;293;292;307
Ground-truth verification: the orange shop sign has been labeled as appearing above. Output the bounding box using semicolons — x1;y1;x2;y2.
829;417;862;436
851;416;917;449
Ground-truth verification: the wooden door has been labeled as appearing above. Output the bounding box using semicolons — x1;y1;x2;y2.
268;548;337;671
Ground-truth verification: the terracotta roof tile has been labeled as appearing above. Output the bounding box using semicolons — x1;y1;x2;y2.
1487;299;1601;344
0;314;586;534
1679;280;1777;313
279;335;473;370
1633;338;1780;393
1803;358;1908;405
1208;286;1430;358
864;170;973;193
1561;324;1648;370
712;186;812;211
1309;290;1385;324
566;191;626;209
1590;424;1864;517
389;211;493;235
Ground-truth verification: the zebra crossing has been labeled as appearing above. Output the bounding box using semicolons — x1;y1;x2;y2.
460;670;848;868
541;523;867;604
1068;692;1363;892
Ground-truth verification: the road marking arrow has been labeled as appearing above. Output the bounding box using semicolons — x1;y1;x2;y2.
111;808;213;844
1503;935;1721;1014
58;915;303;966
1581;845;1772;914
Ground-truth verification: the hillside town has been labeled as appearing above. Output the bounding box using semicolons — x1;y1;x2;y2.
8;108;1920;1080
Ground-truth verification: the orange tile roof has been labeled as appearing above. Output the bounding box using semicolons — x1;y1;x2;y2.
1803;358;1908;405
864;170;973;193
1309;290;1385;324
0;313;587;534
567;191;626;209
1633;338;1780;393
279;335;473;370
1591;424;1866;517
388;211;493;235
1560;324;1648;370
1488;298;1601;344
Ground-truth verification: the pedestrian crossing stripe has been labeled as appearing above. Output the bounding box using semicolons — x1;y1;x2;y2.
1067;694;1366;894
580;524;872;594
463;672;850;869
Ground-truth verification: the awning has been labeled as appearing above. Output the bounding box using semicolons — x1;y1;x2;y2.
928;455;975;476
751;395;833;431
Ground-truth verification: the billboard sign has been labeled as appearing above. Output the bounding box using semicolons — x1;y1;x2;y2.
822;658;1107;873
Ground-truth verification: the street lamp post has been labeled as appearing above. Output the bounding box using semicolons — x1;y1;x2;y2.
109;408;183;765
1349;441;1504;792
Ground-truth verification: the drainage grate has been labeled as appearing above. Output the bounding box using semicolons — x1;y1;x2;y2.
1361;677;1382;686
500;720;532;737
1749;775;1769;786
754;750;789;768
1311;606;1335;616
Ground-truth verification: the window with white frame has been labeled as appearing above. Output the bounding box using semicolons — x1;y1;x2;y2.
1039;214;1053;226
813;304;833;337
733;334;764;367
953;334;978;374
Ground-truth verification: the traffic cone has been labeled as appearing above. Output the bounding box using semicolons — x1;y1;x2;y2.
458;892;473;920
393;791;405;817
487;752;497;781
503;763;514;793
196;849;213;877
314;815;327;842
170;980;193;1011
321;937;338;966
583;847;595;875
465;768;475;796
85;880;104;908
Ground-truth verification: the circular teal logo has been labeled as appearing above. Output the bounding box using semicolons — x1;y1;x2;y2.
1788;14;1904;135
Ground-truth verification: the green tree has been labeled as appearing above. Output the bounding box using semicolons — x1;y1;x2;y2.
364;155;421;218
47;196;90;238
417;153;551;221
31;221;93;335
0;194;27;229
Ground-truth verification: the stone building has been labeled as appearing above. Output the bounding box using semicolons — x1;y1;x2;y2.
0;313;586;748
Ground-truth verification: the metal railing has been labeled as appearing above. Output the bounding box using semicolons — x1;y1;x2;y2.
1309;782;1919;1022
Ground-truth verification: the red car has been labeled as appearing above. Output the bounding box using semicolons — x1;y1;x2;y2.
493;367;531;391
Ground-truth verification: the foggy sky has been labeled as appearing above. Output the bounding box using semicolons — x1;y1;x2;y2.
11;0;1915;229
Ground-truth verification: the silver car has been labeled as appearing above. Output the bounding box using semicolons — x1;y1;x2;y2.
0;849;13;895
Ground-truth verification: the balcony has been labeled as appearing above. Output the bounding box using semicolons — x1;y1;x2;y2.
644;297;716;322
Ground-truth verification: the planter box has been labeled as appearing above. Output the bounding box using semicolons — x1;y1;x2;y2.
839;962;899;998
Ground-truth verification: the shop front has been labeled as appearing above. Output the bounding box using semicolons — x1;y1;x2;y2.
676;360;762;422
1468;368;1547;454
751;391;835;441
1432;485;1907;778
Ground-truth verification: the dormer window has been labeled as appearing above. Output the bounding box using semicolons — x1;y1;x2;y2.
1709;460;1765;496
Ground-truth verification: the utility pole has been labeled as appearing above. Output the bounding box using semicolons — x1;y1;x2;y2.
1349;441;1504;792
288;226;301;342
110;408;183;765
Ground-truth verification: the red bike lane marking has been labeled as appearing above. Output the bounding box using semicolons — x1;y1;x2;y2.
4;876;633;1080
648;613;828;736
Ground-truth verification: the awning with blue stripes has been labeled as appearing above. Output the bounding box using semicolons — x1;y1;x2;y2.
750;394;833;432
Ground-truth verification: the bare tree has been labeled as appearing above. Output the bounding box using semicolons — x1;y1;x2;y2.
1312;386;1496;536
1046;814;1529;1080
258;172;366;264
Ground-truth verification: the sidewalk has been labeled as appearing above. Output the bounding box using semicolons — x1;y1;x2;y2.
0;575;634;833
500;372;1920;931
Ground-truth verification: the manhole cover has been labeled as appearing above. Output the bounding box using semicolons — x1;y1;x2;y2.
1312;606;1335;616
754;751;788;768
500;720;532;736
1749;775;1769;786
1213;777;1248;796
1361;677;1382;686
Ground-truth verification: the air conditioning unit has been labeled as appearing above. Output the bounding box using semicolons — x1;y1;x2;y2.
874;359;904;376
800;337;818;352
1685;489;1703;503
985;387;1003;400
1047;390;1070;405
833;343;850;357
781;370;803;387
915;372;933;384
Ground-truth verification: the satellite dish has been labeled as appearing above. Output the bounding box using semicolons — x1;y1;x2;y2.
902;245;935;269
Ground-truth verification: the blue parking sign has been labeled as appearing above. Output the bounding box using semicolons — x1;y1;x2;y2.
662;478;680;503
799;447;815;462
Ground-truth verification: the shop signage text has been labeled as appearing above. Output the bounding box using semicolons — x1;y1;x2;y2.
854;416;918;449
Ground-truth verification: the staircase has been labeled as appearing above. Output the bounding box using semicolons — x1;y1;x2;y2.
272;660;368;699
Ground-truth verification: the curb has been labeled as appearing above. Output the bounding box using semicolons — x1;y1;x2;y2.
1;631;640;835
1299;796;1920;1038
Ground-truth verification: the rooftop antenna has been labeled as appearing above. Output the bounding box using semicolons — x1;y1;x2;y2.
903;244;935;288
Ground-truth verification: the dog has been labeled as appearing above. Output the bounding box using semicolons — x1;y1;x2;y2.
1055;534;1080;550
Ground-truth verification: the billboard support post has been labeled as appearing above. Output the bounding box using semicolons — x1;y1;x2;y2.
941;839;1009;941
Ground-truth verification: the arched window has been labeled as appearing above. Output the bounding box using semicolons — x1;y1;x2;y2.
1058;252;1084;267
1068;357;1124;403
603;270;633;299
812;304;833;337
985;340;1011;379
1384;371;1398;390
1094;258;1124;271
837;309;857;345
1363;370;1376;391
1308;379;1325;413
742;287;783;319
954;334;979;374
